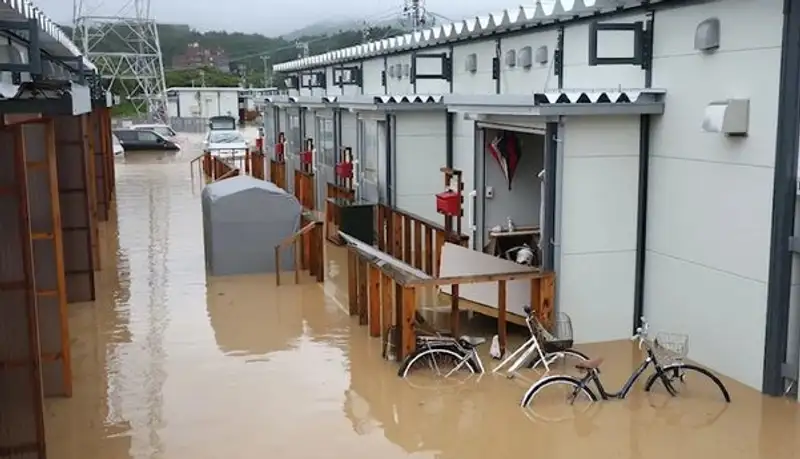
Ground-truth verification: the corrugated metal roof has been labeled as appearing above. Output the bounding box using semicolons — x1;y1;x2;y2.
533;89;666;104
0;0;95;71
374;95;443;104
273;0;670;73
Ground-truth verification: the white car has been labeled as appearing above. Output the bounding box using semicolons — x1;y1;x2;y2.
112;133;125;157
203;130;248;158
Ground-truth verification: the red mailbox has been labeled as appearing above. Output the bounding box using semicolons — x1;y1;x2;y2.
436;190;461;217
275;142;284;161
335;162;353;179
299;150;313;165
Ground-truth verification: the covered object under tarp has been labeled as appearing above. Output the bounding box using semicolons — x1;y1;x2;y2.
202;176;301;276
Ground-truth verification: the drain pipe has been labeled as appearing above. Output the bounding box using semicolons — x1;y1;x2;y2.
632;114;651;333
445;112;454;168
542;122;558;271
553;117;566;310
385;113;394;207
763;0;800;396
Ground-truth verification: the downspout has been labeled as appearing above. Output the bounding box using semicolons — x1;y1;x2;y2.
764;0;800;396
632;12;655;334
386;113;394;207
445;112;454;168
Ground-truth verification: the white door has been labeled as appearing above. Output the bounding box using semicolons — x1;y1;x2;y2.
359;118;380;204
376;120;388;204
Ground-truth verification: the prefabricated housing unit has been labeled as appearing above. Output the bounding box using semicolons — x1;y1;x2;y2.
269;0;800;397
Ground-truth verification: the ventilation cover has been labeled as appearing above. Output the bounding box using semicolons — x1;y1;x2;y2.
518;46;533;68
505;49;517;68
535;45;549;65
695;18;720;52
465;53;477;73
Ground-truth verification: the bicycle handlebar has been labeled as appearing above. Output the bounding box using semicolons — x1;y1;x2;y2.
630;316;650;349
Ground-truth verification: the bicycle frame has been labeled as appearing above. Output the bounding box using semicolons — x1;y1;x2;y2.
576;347;675;400
417;336;486;375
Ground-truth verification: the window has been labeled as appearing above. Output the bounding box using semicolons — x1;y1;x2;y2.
137;131;160;142
208;131;245;144
115;130;137;141
152;126;176;137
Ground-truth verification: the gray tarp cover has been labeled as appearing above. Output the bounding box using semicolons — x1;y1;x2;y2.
202;175;301;276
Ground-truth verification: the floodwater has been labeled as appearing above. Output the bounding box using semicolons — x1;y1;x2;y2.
43;131;800;459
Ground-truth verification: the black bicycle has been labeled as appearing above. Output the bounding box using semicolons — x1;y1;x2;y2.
520;317;731;408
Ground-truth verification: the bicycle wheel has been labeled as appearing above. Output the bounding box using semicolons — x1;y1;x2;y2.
520;375;597;422
527;349;590;371
397;347;479;389
644;363;731;402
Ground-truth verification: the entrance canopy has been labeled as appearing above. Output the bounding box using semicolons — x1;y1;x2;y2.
444;89;666;117
265;95;326;109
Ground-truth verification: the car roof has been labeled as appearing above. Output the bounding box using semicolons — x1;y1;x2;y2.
132;124;170;128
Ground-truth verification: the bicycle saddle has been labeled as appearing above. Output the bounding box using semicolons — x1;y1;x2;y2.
575;357;604;371
458;335;486;348
523;305;532;315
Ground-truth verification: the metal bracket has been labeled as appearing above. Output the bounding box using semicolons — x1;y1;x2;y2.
789;236;800;253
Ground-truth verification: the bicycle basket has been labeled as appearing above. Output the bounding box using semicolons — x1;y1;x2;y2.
533;312;574;353
652;332;689;363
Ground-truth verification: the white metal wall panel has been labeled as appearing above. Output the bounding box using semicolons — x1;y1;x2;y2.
500;29;559;94
325;67;340;96
219;91;239;118
315;114;335;209
359;118;381;203
452;40;496;95
559;116;639;344
386;53;413;94
394;112;447;222
361;58;385;95
562;13;648;89
645;0;782;390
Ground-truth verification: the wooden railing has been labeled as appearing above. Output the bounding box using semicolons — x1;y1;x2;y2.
375;204;469;277
274;219;324;286
192;152;268;183
293;169;315;211
323;183;355;244
344;237;555;361
269;159;286;190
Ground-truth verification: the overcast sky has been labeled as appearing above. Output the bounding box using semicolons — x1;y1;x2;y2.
35;0;544;36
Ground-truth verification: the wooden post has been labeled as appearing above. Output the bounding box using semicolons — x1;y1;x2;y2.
400;285;417;360
81;115;100;271
381;273;393;343
394;283;404;360
376;204;386;251
368;265;381;337
347;251;358;315
357;258;368;325
539;273;556;329
275;246;281;286
451;284;460;335
314;223;324;283
498;279;507;354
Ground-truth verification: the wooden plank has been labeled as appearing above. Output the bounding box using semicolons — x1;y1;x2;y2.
357;258;368;326
368;265;381;337
406;269;549;287
403;215;411;264
81;115;100;270
413;220;422;270
294;240;301;284
434;230;445;277
394;283;404;361
381;272;393;343
497;280;507;355
392;211;403;259
376;204;385;251
424;226;433;275
400;285;417;361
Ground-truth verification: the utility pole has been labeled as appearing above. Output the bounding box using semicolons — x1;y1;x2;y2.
199;69;206;87
261;55;272;87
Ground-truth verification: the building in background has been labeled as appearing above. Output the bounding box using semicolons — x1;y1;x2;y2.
171;42;231;73
166;87;279;122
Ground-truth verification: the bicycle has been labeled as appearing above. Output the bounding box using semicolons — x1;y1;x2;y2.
492;305;589;378
519;317;731;408
396;306;589;387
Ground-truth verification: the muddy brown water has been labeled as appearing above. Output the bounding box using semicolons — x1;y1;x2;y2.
42;132;800;458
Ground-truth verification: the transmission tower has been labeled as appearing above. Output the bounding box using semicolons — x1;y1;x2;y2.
402;0;432;31
72;0;169;124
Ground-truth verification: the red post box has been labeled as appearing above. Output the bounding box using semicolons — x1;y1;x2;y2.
436;190;461;217
299;150;313;165
335;162;353;179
